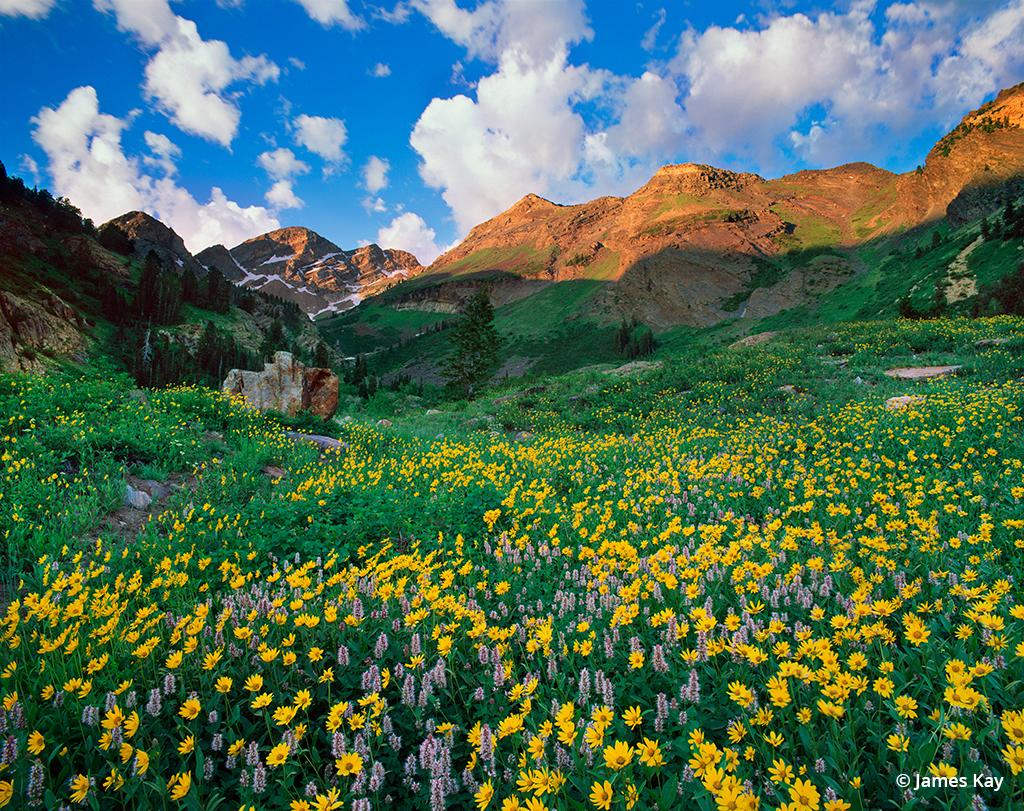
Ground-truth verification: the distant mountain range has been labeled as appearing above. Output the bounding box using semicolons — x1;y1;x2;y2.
106;216;424;319
2;81;1023;381
101;81;1024;333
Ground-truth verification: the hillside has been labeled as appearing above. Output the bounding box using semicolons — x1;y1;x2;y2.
0;167;331;383
2;313;1023;809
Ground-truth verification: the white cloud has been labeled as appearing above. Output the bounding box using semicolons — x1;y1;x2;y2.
290;0;364;30
292;114;348;164
257;148;309;210
378;212;445;264
258;147;310;181
92;0;178;44
600;71;686;160
361;156;390;194
143;131;181;175
264;180;304;210
0;0;58;18
666;0;1024;169
641;8;668;52
93;0;279;146
31;86;280;252
370;62;392;77
411;0;592;63
411;48;606;233
18;154;42;185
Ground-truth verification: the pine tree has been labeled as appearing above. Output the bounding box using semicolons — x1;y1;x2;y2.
440;288;502;399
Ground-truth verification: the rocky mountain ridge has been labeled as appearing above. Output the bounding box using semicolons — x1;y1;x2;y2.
196;227;424;319
394;82;1024;329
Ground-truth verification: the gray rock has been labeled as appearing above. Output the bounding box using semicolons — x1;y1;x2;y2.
137;480;172;499
284;430;347;453
123;486;152;511
129;390;151;408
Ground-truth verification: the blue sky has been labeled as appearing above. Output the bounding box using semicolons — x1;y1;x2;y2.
2;0;1023;264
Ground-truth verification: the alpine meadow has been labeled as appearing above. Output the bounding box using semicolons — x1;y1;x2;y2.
3;2;1024;810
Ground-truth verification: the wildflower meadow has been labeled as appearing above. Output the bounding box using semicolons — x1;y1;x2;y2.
1;316;1024;810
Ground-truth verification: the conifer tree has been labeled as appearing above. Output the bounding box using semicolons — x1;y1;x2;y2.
440;288;502;399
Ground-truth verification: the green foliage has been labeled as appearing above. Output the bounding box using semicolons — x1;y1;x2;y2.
440;288;503;398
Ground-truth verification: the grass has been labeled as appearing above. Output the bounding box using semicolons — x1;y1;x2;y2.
850;179;899;239
406;246;552;289
495;281;607;340
770;203;844;250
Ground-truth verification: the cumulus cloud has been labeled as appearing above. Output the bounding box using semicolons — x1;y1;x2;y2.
411;0;592;64
290;0;364;30
31;86;279;252
258;147;310;180
378;212;445;264
93;0;279;146
361;156;390;194
257;148;309;210
143;131;182;175
360;156;390;212
0;0;58;18
411;48;607;233
666;0;1024;169
292;114;348;164
370;62;392;77
264;180;304;210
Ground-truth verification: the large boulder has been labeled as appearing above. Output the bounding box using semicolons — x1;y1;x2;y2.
222;351;339;420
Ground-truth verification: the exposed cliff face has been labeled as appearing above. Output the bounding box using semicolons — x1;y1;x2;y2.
404;84;1024;328
197;227;424;319
899;81;1024;227
106;211;208;277
0;289;86;372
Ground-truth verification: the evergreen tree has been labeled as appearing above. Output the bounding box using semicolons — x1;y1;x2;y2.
440;288;502;399
135;251;183;325
97;223;134;256
313;341;333;369
205;268;232;314
259;318;285;361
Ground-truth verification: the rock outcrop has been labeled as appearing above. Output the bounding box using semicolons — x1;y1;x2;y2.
222;352;339;420
193;243;246;282
0;290;86;372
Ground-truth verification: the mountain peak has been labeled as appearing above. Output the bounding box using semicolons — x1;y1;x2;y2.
105;210;206;276
510;193;560;212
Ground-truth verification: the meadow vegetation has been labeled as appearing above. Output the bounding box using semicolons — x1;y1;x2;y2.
1;315;1023;810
